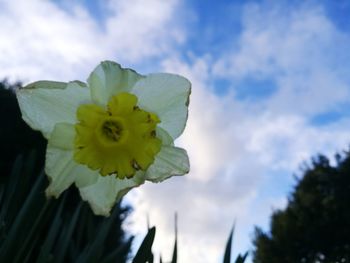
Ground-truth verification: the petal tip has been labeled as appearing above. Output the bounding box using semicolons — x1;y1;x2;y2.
91;206;111;217
45;187;60;199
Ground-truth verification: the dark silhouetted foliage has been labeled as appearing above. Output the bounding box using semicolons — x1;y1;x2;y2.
0;80;46;180
253;151;350;263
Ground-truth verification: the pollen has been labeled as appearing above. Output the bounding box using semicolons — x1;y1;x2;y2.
73;92;162;179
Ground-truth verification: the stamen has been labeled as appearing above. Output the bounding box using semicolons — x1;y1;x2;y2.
101;120;123;142
150;130;156;137
132;160;141;170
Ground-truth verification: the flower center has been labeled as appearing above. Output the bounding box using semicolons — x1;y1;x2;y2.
99;117;127;144
73;92;162;179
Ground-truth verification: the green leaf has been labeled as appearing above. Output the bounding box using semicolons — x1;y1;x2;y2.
223;225;234;263
0;155;23;223
132;227;156;263
77;205;120;262
37;195;67;263
0;168;46;261
100;237;133;263
171;213;178;263
13;199;51;263
54;202;82;263
235;252;248;263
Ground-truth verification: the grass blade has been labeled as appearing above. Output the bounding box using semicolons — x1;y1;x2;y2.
100;237;133;263
13;199;51;263
235;252;248;263
36;194;67;263
223;225;235;263
0;170;45;261
132;227;156;263
54;202;82;263
171;213;178;263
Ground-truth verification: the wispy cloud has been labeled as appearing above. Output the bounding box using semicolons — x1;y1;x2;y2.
0;0;185;82
214;2;350;116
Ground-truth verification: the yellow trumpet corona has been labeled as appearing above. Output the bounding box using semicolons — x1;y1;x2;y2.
74;92;161;178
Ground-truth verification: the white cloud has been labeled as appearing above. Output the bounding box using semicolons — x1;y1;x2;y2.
0;0;186;82
0;0;102;81
246;113;350;171
105;0;186;61
213;2;350;116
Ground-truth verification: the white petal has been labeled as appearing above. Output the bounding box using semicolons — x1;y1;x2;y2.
145;145;190;183
26;81;67;89
79;172;145;216
16;81;90;139
74;167;100;188
49;123;75;150
156;127;174;146
131;73;191;140
88;61;144;105
45;147;76;198
45;146;98;198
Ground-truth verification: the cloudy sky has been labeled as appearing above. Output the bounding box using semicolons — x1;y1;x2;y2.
2;0;350;262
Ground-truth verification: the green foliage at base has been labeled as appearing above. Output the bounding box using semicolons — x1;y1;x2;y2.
134;217;248;263
0;152;133;263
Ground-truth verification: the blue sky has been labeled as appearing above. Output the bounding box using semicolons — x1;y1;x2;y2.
1;0;350;262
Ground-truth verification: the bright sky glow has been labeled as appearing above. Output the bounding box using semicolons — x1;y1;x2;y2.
1;0;350;262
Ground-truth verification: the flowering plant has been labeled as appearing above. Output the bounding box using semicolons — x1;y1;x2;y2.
17;61;190;215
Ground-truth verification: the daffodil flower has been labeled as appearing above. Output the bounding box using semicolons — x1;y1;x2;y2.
16;61;190;216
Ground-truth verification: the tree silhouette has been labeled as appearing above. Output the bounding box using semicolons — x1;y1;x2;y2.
253;151;350;263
